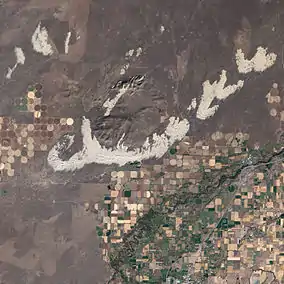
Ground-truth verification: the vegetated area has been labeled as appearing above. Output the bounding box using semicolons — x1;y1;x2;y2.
94;132;284;283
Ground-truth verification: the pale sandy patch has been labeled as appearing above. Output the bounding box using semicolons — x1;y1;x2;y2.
31;22;54;56
235;46;277;74
196;70;244;120
48;116;189;171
